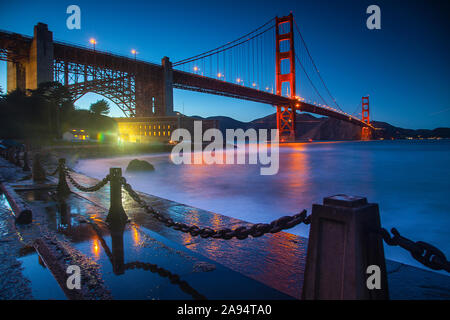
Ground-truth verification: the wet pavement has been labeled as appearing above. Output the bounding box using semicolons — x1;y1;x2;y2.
0;157;449;300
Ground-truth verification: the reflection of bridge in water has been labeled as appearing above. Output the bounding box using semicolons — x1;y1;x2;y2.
0;14;374;141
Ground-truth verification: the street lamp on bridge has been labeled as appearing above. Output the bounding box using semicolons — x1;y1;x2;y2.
131;49;137;60
89;38;96;51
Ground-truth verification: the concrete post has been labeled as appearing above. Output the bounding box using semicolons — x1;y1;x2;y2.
106;168;129;227
8;148;16;164
15;148;21;166
22;151;30;171
32;153;46;182
56;158;71;197
302;195;389;300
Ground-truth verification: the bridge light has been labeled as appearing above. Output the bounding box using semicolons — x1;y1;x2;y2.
236;78;241;83
193;66;199;72
217;72;222;78
252;83;256;87
131;49;137;60
89;38;96;51
266;87;269;90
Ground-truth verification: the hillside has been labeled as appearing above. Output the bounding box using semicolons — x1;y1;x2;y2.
191;112;450;140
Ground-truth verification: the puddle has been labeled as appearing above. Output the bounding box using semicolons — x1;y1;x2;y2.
18;251;67;300
14;191;291;299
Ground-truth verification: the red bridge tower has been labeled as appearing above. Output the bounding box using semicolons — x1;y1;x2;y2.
361;96;371;140
275;14;296;142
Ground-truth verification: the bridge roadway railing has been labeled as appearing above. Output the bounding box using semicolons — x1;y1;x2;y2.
5;151;447;299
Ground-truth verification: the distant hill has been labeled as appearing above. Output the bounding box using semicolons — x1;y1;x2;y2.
191;113;450;140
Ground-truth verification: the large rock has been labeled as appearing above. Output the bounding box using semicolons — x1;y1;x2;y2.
126;159;155;172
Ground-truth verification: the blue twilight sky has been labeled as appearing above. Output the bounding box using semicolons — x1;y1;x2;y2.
0;0;449;129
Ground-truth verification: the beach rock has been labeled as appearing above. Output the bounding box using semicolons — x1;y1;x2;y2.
126;159;155;172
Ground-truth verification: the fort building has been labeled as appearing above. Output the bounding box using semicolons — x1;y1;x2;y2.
114;114;219;143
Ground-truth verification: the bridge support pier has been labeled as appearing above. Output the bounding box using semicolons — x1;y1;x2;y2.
134;57;174;117
7;23;53;92
162;56;174;116
276;106;296;141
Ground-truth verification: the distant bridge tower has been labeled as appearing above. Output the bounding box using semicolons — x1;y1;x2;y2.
275;13;296;142
361;96;371;140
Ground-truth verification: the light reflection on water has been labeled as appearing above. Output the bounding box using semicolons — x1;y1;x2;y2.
76;140;450;272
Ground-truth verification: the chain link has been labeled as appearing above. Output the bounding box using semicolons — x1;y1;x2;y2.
379;228;450;273
64;167;110;192
121;176;310;240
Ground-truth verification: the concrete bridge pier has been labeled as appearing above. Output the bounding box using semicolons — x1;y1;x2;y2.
7;23;53;92
162;56;174;116
134;57;174;116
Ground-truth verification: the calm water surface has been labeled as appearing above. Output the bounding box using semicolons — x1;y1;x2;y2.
76;140;450;272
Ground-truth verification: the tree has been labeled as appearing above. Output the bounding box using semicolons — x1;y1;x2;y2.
29;81;75;138
90;99;110;115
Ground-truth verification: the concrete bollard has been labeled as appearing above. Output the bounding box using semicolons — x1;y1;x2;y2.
15;148;22;166
32;153;46;182
106;168;129;227
56;158;71;197
302;195;389;300
8;148;16;164
22;151;30;171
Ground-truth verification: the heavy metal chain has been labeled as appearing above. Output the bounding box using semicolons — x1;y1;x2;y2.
124;262;206;300
379;228;450;273
46;166;59;176
64;167;110;192
121;177;311;240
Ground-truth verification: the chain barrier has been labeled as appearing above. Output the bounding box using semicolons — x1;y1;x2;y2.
64;167;110;192
120;176;311;240
378;228;450;273
52;161;449;274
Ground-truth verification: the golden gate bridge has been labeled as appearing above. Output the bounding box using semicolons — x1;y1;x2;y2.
0;13;375;141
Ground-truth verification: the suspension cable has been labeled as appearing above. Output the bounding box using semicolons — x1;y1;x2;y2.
295;53;329;106
174;17;275;65
173;25;275;67
293;19;343;112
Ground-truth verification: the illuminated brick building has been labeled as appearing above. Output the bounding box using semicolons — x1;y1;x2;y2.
115;115;218;143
